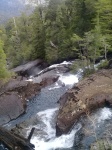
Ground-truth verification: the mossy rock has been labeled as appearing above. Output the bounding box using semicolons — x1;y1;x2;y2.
90;139;112;150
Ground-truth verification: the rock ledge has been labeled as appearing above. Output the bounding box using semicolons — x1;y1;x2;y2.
56;69;112;136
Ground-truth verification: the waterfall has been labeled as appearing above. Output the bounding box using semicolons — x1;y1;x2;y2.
24;65;83;150
27;108;81;150
4;60;112;150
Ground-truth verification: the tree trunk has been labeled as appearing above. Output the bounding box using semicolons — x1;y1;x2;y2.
104;44;107;60
13;17;18;36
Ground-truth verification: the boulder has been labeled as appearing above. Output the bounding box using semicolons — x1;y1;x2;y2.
0;75;59;125
11;59;44;76
36;61;72;77
33;69;59;84
56;69;112;136
0;92;25;125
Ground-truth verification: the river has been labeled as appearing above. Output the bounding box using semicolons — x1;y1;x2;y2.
2;61;112;150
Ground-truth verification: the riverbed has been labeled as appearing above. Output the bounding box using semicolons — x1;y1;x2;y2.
3;61;112;150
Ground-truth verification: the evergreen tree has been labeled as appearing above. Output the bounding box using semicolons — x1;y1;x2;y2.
95;0;112;52
0;31;10;79
30;8;45;60
1;0;112;66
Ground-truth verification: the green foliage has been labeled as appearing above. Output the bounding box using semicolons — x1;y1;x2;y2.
0;0;112;67
83;68;95;78
0;39;10;80
30;8;45;60
71;59;95;78
71;59;86;72
98;60;109;69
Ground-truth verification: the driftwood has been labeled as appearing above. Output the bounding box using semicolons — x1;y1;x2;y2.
28;128;35;142
0;127;35;150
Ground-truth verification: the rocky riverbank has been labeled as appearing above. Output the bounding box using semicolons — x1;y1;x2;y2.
0;60;72;126
0;76;58;126
91;139;112;150
56;69;112;136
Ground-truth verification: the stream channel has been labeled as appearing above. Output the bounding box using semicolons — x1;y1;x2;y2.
1;61;112;150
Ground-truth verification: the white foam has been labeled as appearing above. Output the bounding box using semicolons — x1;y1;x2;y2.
23;107;81;150
61;61;72;65
26;79;33;82
26;76;34;82
37;108;58;138
48;84;61;90
31;123;81;150
48;73;80;90
49;61;71;69
38;61;72;75
97;107;112;123
48;68;83;90
58;74;79;86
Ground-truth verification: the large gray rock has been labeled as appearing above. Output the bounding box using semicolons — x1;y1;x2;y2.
11;59;43;76
0;92;24;125
0;75;59;125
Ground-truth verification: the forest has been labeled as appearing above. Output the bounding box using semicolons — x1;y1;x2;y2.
0;0;112;80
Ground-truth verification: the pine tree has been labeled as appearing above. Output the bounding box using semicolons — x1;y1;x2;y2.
30;7;45;60
0;38;10;79
95;0;112;52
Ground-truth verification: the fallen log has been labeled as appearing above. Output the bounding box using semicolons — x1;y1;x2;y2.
28;128;35;142
0;127;35;150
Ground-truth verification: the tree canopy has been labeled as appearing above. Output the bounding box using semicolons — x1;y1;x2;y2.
0;30;10;80
0;0;112;68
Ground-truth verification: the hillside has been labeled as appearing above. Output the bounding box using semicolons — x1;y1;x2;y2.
0;0;35;24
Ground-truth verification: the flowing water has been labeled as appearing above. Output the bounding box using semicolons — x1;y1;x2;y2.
2;61;112;150
29;108;81;150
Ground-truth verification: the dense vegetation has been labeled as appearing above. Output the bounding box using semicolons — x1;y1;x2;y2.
0;0;112;73
0;29;10;80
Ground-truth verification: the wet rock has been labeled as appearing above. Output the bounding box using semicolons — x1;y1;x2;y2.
56;69;112;136
40;76;59;87
90;139;112;150
11;59;44;76
90;123;112;150
33;70;59;84
0;76;58;125
108;59;112;69
0;92;24;125
0;60;72;126
11;116;47;138
36;61;72;77
0;127;35;150
33;62;71;84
